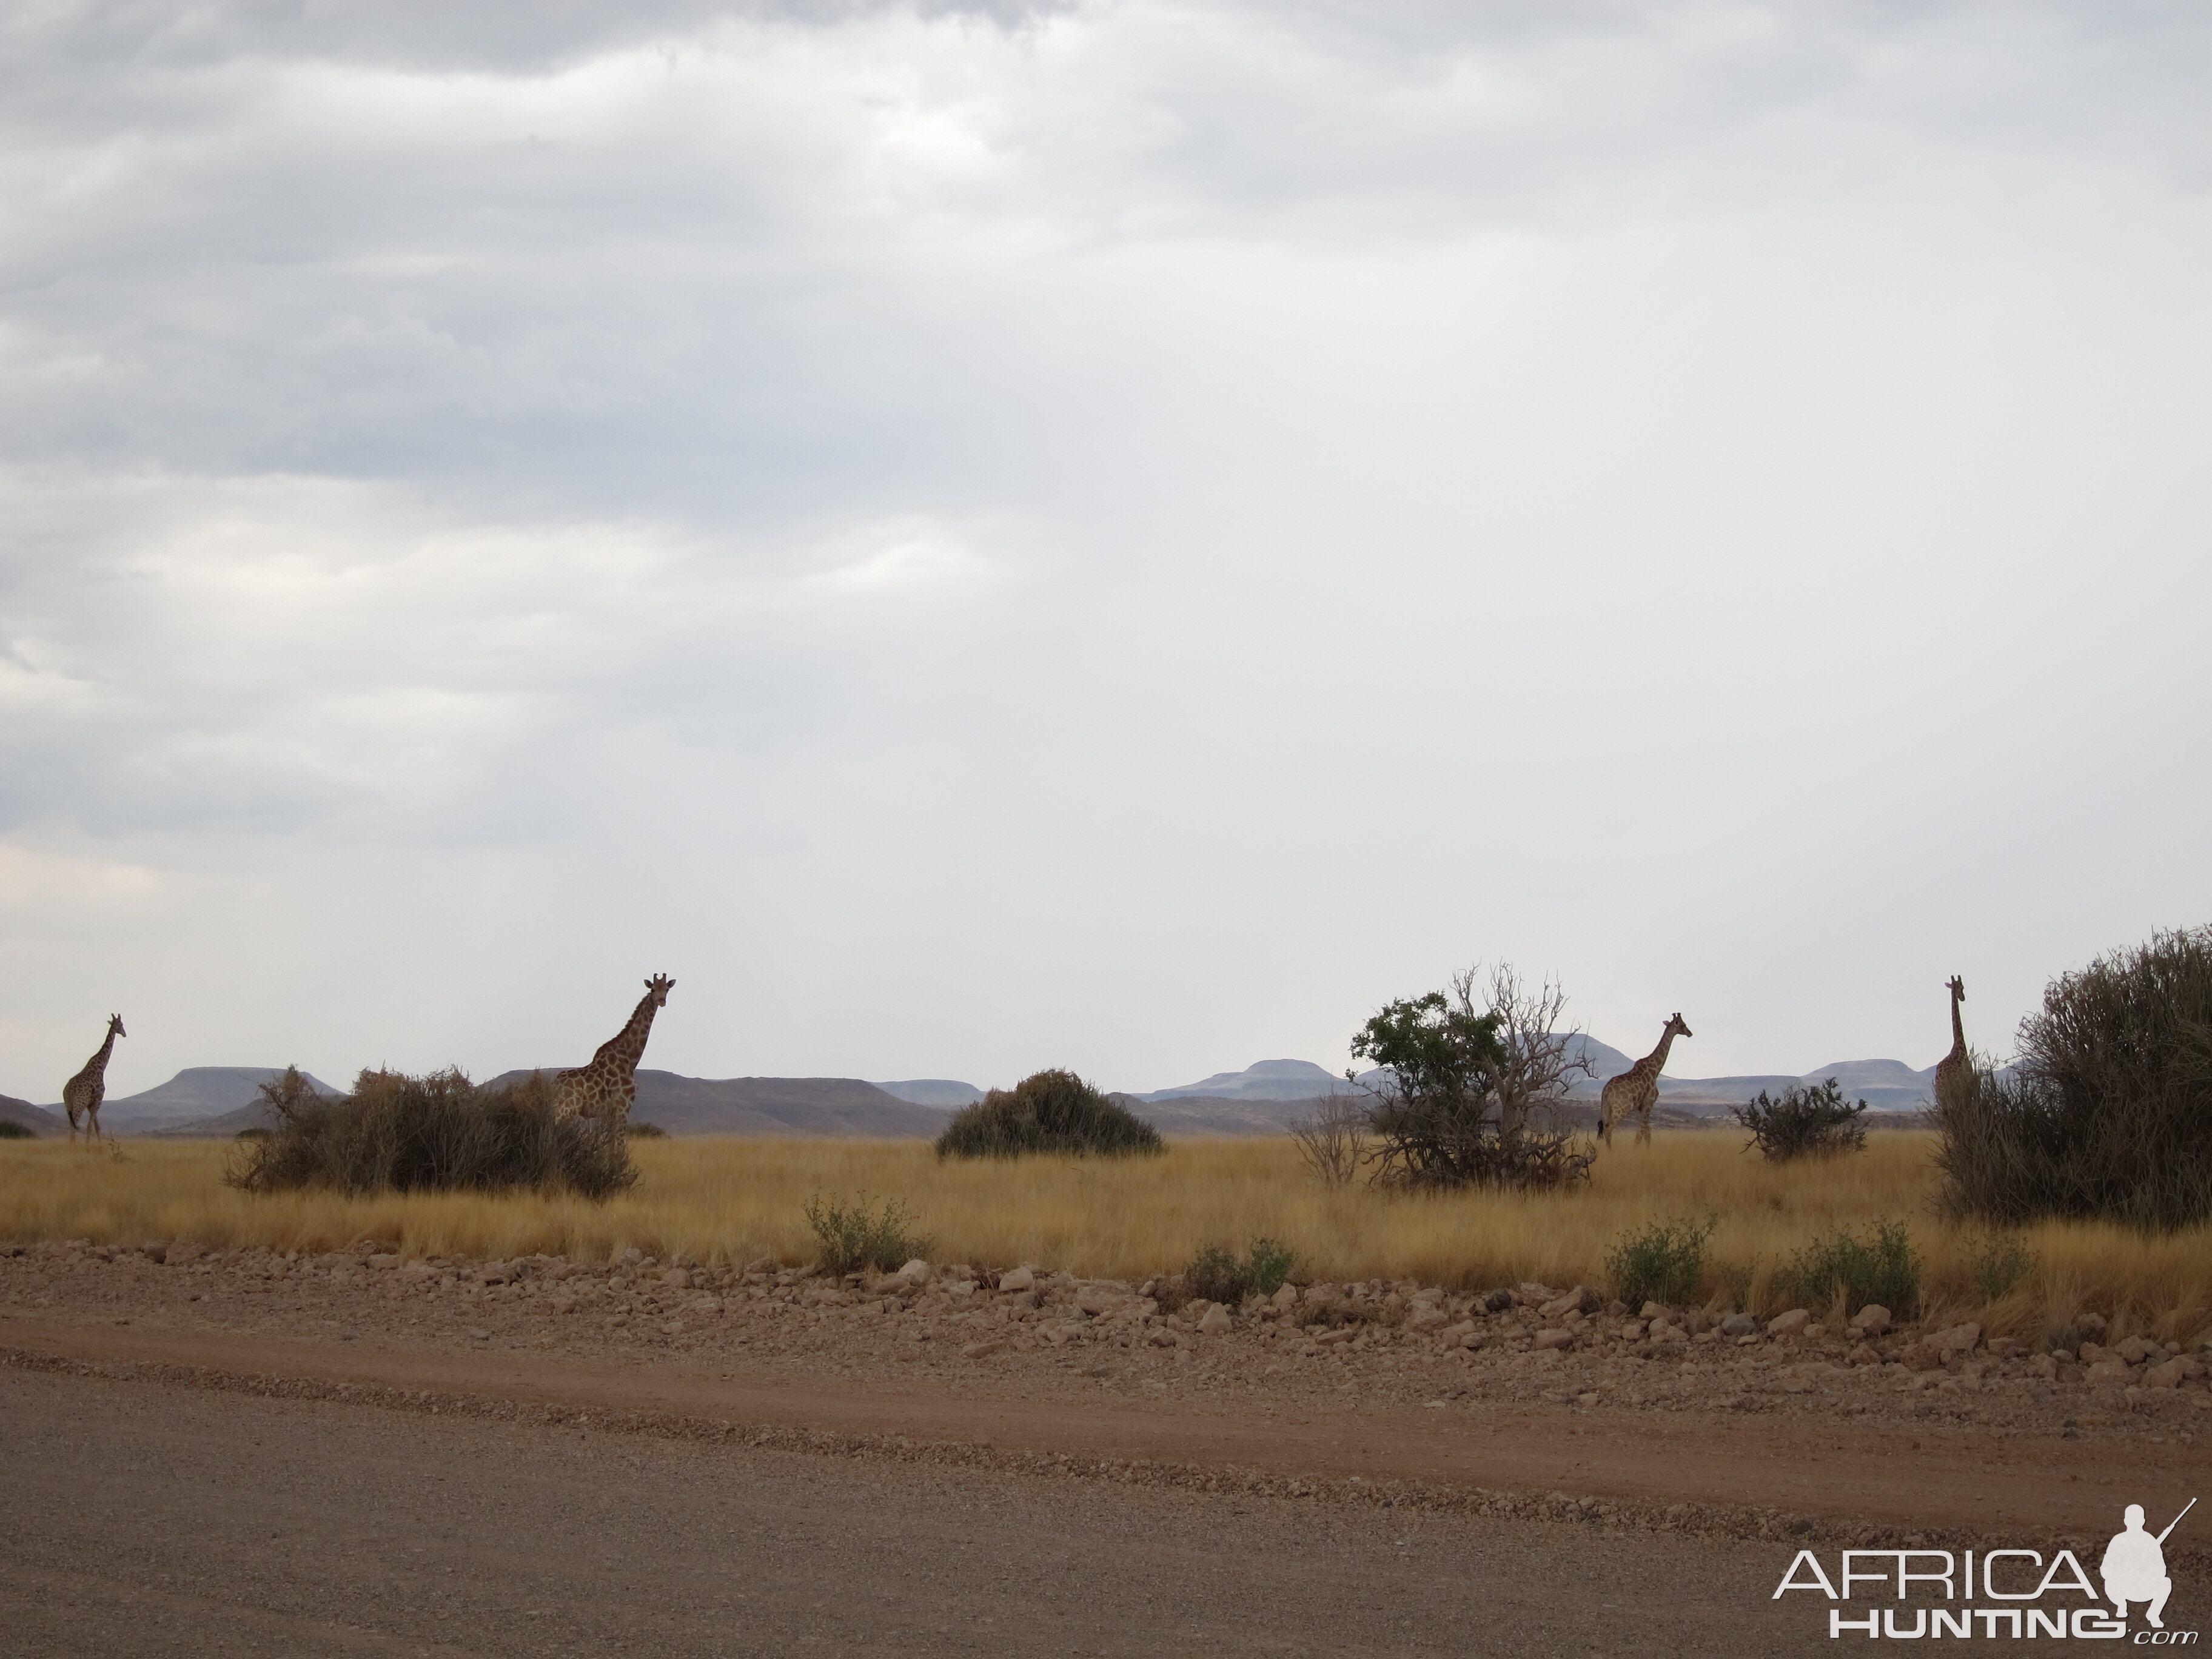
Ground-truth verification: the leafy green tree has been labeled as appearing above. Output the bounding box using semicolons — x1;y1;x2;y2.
1351;967;1594;1188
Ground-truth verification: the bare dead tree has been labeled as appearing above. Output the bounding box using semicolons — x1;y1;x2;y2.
1453;964;1593;1145
1290;1093;1369;1185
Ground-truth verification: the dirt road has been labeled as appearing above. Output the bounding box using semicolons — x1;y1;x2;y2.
2;1317;2204;1658
4;1241;2206;1655
0;1363;1846;1659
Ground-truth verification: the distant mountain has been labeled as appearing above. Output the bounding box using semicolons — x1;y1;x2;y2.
69;1067;342;1133
1111;1094;1330;1136
1151;1039;1946;1122
479;1070;953;1137
874;1079;985;1107
1138;1059;1358;1103
1;1093;65;1136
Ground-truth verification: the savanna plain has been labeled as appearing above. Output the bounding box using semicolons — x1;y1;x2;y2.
5;1131;2208;1657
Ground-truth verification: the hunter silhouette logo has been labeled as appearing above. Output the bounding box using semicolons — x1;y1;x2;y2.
1774;1498;2198;1641
2105;1500;2192;1630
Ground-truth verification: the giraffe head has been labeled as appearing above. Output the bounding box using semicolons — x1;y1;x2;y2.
107;1014;127;1039
1663;1012;1692;1042
643;974;674;1007
1946;975;1965;1003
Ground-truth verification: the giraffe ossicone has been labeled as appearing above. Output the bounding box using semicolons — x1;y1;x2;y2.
63;1014;127;1144
1598;1013;1691;1146
552;975;674;1136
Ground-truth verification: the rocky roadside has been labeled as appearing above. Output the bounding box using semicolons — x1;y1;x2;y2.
2;1238;2207;1448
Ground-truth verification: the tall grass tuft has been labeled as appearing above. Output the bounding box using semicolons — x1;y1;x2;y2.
1937;926;2212;1230
0;1122;35;1141
228;1067;637;1200
934;1069;1164;1159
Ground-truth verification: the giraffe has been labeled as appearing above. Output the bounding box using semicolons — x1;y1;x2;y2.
1932;975;1972;1109
62;1014;126;1144
552;976;674;1135
1598;1013;1692;1146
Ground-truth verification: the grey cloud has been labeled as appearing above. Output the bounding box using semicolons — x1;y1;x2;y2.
1;2;2208;1092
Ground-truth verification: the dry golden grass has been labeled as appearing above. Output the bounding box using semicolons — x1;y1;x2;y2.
4;1132;2207;1339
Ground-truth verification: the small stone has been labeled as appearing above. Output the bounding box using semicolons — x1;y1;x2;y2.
997;1266;1036;1293
2076;1312;2108;1339
1575;1391;1601;1407
364;1253;400;1270
1929;1322;1982;1356
1272;1284;1301;1310
1534;1328;1575;1350
661;1267;691;1287
1404;1307;1448;1333
896;1259;932;1285
961;1339;1007;1360
1900;1342;1943;1372
2086;1359;2134;1386
2116;1335;2160;1364
1483;1289;1515;1313
478;1262;517;1286
1848;1342;1882;1367
1539;1286;1600;1320
1849;1305;1892;1335
468;1328;491;1340
1720;1313;1758;1338
1639;1301;1669;1320
1766;1309;1812;1337
2144;1358;2187;1390
1198;1305;1232;1335
550;1294;579;1315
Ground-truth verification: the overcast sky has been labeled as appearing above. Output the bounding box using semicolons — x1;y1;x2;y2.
4;1;2208;1101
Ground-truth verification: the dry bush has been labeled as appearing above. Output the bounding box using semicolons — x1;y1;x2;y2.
1937;927;2212;1230
934;1069;1163;1159
229;1067;636;1200
1290;1096;1367;1185
1732;1079;1870;1162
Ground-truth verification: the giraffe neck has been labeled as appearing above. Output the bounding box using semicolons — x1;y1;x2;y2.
1949;993;1966;1057
89;1028;118;1076
593;990;662;1075
1643;1030;1678;1077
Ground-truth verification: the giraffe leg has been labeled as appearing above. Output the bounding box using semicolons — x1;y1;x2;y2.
1637;1099;1654;1146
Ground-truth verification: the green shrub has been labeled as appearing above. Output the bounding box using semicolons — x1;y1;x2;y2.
803;1192;928;1275
1936;927;2212;1230
0;1121;35;1141
1604;1215;1715;1308
628;1121;668;1139
934;1069;1164;1159
1184;1236;1298;1304
1731;1078;1869;1161
1967;1232;2035;1302
227;1066;636;1199
1774;1219;1920;1317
